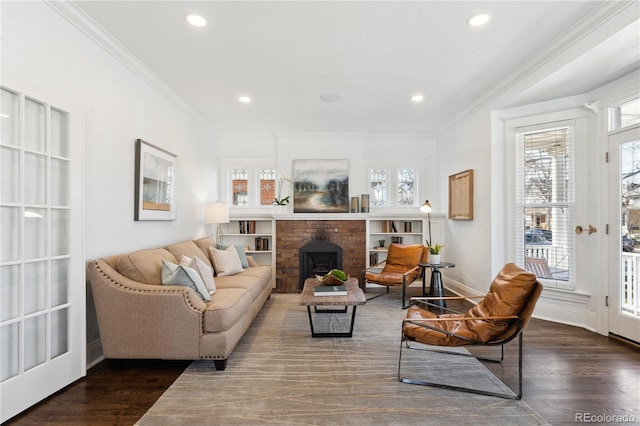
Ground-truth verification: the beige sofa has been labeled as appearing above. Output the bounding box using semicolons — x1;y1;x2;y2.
87;237;272;370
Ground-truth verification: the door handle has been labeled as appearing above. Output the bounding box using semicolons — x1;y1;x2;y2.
575;225;583;235
588;225;597;235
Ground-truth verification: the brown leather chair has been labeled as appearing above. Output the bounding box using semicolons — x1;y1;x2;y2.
363;243;428;308
398;263;542;399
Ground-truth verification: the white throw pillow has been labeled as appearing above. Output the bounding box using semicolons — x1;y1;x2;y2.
180;255;216;295
161;260;212;301
209;245;244;276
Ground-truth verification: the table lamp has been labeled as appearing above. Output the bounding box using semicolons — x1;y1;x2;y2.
205;202;229;243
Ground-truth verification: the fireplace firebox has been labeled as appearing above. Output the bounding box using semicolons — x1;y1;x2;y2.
299;241;343;290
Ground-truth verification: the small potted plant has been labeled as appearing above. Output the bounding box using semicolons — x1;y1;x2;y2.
425;240;444;264
378;239;386;248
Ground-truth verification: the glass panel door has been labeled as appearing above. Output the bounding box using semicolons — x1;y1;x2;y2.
610;124;640;343
0;87;84;422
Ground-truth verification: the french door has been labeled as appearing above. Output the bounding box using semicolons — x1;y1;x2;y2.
609;124;640;344
0;88;85;422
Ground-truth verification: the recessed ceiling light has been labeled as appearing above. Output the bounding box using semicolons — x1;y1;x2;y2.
319;93;341;102
185;14;207;27
467;13;490;27
411;94;424;103
238;96;251;103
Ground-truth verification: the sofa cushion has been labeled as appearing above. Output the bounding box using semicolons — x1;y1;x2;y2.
215;269;269;301
161;260;211;301
116;248;177;285
180;255;216;295
209;246;244;276
217;243;249;268
194;236;216;262
166;241;213;268
203;288;253;333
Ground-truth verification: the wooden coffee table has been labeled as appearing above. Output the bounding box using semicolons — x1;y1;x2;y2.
299;277;366;338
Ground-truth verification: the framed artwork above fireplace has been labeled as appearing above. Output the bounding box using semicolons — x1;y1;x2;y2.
293;159;349;213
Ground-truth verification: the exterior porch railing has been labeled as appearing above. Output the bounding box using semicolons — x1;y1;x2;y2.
621;253;640;316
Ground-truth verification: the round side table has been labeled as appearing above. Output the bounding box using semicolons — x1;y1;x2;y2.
418;262;455;309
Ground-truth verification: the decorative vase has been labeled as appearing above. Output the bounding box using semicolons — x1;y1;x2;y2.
274;205;287;215
430;254;441;264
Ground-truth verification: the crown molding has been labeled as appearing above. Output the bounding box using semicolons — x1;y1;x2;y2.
272;131;368;138
436;0;639;136
45;0;216;132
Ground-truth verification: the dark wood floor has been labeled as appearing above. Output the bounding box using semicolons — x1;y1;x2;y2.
5;319;639;425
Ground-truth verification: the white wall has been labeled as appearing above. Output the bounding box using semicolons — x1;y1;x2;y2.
217;131;438;215
437;110;492;293
2;1;218;256
2;1;218;364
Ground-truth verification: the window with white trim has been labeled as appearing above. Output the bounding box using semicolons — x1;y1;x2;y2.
515;121;575;290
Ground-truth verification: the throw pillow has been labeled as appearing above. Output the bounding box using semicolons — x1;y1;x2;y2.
216;243;249;268
180;255;216;295
161;260;212;302
209;245;244;276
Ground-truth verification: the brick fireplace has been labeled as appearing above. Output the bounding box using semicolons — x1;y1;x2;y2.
275;219;366;293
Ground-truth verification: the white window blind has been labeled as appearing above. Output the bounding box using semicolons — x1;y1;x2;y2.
515;121;575;289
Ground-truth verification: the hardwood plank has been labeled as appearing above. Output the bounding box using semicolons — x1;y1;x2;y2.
4;318;639;425
4;359;190;425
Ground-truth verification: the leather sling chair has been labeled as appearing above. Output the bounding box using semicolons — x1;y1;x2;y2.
363;243;428;308
398;263;542;399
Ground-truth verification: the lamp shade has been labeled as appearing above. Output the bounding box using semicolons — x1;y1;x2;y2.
205;202;229;224
420;200;432;214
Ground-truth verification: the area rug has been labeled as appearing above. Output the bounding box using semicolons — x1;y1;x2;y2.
136;292;549;425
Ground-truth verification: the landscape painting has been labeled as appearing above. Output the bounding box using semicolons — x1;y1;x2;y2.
293;159;349;213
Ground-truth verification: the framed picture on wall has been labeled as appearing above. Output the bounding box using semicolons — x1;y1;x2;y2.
448;169;473;220
134;139;178;221
293;159;349;213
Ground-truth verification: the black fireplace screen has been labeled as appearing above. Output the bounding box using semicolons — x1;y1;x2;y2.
298;241;343;289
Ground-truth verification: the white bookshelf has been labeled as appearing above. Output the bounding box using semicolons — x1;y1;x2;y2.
219;216;276;285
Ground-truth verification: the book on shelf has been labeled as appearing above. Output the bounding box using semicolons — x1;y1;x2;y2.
313;285;347;296
255;237;269;251
239;220;257;234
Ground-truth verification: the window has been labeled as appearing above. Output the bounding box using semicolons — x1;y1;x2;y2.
259;169;276;206
397;168;415;206
231;168;248;206
368;165;418;208
609;97;640;131
220;159;278;208
369;169;387;207
515;122;575;289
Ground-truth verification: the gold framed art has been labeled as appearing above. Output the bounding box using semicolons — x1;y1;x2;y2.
448;169;473;220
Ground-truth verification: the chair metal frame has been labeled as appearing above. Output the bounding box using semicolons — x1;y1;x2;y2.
364;259;421;308
397;291;538;400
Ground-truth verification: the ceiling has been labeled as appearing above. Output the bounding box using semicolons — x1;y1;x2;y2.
74;1;639;134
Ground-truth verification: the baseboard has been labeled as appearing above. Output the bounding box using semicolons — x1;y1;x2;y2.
86;338;104;369
442;276;484;300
